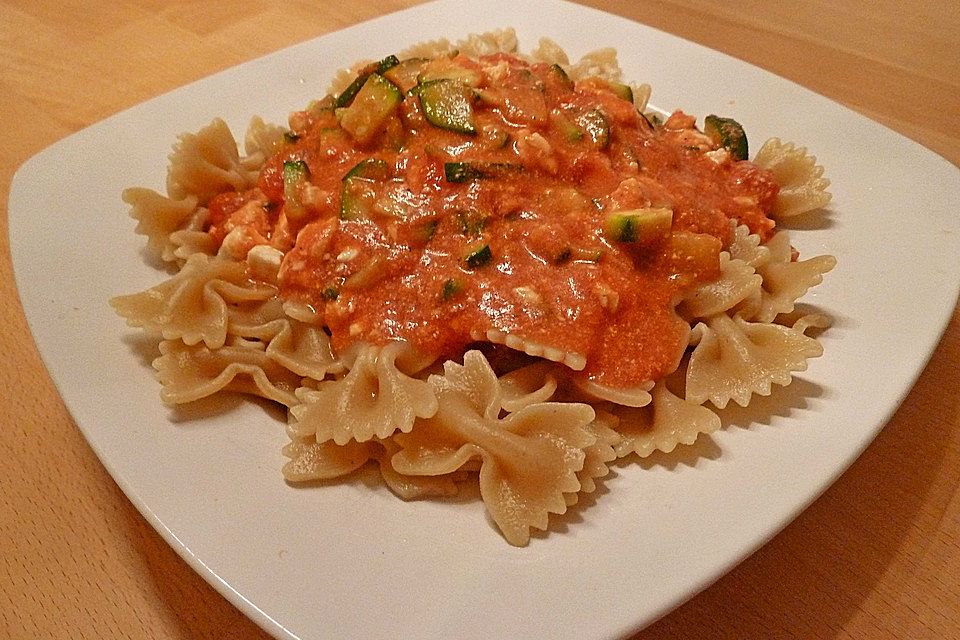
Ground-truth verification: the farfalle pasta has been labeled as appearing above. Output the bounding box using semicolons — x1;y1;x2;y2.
289;342;438;446
111;30;836;545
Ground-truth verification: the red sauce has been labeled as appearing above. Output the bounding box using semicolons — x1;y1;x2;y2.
212;53;779;388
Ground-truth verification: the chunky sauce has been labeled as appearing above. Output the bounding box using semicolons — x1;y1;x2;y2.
207;53;779;388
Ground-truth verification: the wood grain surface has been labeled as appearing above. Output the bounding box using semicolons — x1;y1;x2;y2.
1;1;958;638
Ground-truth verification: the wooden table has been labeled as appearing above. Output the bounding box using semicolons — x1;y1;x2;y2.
2;1;957;638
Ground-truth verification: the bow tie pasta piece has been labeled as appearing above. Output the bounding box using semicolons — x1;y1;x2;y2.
221;298;344;380
225;297;287;341
727;223;770;268
241;116;286;175
282;437;376;483
265;320;344;382
166;118;255;204
375;439;463;500
391;351;598;545
753;138;832;218
475;328;588;372
224;297;344;381
289;342;439;446
565;411;621;507
168;223;218;263
122;187;199;263
478;402;597;545
153;338;302;406
612;380;721;458
735;231;837;323
390;351;509;477
457;28;519;57
438;346;507;421
110;254;277;349
497;362;559;413
678;251;763;321
686;314;824;409
571;377;655;408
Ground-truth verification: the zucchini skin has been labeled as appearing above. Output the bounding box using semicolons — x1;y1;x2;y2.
603;208;673;244
417;79;478;134
444;161;522;183
340;158;391;220
577;109;610;149
462;242;492;269
282;159;311;220
339;73;403;144
336;55;401;108
704;115;748;160
440;277;465;300
344;158;390;180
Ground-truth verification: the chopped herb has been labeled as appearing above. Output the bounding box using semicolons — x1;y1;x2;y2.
321;287;340;301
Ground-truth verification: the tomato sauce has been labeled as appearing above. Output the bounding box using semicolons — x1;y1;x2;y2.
211;53;779;388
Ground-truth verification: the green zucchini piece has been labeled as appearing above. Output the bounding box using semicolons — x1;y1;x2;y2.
577;109;610;149
340;158;390;220
417;79;477;134
571;247;604;262
284;159;310;181
547;64;574;91
283;159;310;220
444;161;522;183
704;115;748;160
415;219;439;243
462;242;492;269
603;208;673;244
455;210;487;235
553;246;604;263
642;111;662;129
418;58;483;87
479;125;511;149
550;112;583;142
344;157;390;180
383;57;427;92
336;55;400;108
336;75;368;109
339;73;402;144
376;55;399;74
440;277;465;300
306;94;337;117
608;82;633;102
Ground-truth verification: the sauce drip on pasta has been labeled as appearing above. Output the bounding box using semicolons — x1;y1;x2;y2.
206;52;779;388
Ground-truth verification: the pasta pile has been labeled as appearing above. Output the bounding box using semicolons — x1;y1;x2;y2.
111;30;835;545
